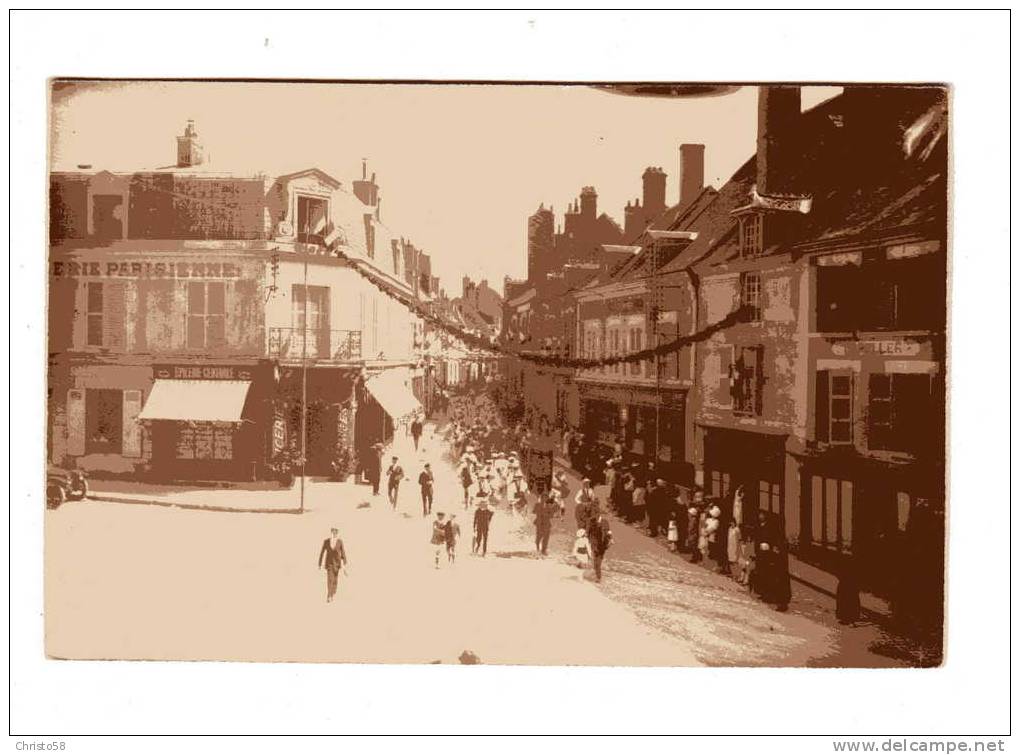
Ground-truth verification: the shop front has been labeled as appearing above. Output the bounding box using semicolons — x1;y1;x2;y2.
792;448;944;598
579;382;691;484
139;362;271;482
701;425;787;520
354;366;422;467
274;366;359;476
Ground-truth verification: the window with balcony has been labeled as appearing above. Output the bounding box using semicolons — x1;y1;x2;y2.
740;271;762;322
296;195;329;245
187;281;226;350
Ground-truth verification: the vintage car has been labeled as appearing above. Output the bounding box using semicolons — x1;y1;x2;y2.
46;465;88;509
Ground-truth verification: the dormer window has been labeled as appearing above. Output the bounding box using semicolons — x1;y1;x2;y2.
739;213;763;258
296;195;329;245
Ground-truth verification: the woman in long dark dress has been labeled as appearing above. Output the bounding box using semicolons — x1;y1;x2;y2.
752;510;792;611
835;552;862;624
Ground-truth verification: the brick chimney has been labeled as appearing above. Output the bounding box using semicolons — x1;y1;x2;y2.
353;159;379;206
756;86;802;196
677;143;705;205
642;167;667;215
176;120;204;168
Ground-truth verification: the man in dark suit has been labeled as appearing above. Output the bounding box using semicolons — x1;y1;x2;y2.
587;512;613;583
317;528;348;603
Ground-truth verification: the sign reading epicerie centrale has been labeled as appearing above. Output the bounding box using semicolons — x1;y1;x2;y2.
51;260;243;278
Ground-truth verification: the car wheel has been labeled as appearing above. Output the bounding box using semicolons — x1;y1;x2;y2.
47;483;67;509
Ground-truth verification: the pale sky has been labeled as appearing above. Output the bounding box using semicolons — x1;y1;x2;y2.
51;82;839;295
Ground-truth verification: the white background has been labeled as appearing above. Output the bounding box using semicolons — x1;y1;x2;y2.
6;9;1014;748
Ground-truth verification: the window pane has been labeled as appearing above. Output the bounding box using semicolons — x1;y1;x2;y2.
187;315;205;349
840;481;853;547
206;315;226;349
831;375;851;395
207;282;225;314
188;281;205;315
831;398;851;420
825;478;839;544
811;475;823;542
831;420;851;443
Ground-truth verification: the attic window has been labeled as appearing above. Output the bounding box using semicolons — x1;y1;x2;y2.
297;195;329;245
739;213;763;258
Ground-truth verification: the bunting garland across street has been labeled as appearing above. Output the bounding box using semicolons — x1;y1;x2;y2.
330;245;750;369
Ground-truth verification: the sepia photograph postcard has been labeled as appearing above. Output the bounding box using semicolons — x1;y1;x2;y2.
9;9;1013;745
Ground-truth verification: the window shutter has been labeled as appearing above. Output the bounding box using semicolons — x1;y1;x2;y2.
754;345;765;414
67;388;86;456
122;389;143;457
815;370;830;443
103;281;127;351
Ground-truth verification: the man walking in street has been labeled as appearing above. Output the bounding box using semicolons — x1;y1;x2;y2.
472;499;494;556
533;485;557;556
418;463;434;516
588;512;613;583
445;513;461;564
366;442;383;498
411;415;424;452
386;456;404;509
317;527;348;603
430;512;449;569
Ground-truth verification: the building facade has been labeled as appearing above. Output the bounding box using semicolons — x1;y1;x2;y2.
48;123;428;482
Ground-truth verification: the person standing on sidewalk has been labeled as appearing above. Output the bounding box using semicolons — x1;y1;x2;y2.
317;528;348;603
418;463;435;516
574;478;598;532
472;500;493;556
411;416;424;452
587;512;613;583
386;456;404;509
366;443;383;498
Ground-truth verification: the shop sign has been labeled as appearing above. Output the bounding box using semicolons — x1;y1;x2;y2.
154;364;254;381
52;260;243;279
861;340;921;357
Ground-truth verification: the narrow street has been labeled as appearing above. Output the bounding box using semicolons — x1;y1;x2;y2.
46;420;909;667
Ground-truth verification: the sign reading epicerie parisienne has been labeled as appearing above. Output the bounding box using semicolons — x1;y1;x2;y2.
51;260;243;279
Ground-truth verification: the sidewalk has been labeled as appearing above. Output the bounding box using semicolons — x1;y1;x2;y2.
550;454;893;622
88;478;326;513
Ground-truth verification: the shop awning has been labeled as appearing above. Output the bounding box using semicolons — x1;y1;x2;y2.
138;380;252;423
365;370;421;421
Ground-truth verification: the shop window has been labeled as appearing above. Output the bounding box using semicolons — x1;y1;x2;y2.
732;346;764;416
176;422;235;460
809;475;853;551
296;195;328;245
187;281;226;350
709;470;731;499
739;213;763;258
760;480;782;516
85;388;123;454
86;281;104;347
629;328;642;375
740;271;762;322
866;373;934;454
658;407;684;463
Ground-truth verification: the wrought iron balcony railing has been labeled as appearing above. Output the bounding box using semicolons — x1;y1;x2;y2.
268;328;362;362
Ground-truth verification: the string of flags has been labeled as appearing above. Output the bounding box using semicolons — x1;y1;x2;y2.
330;245;751;369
